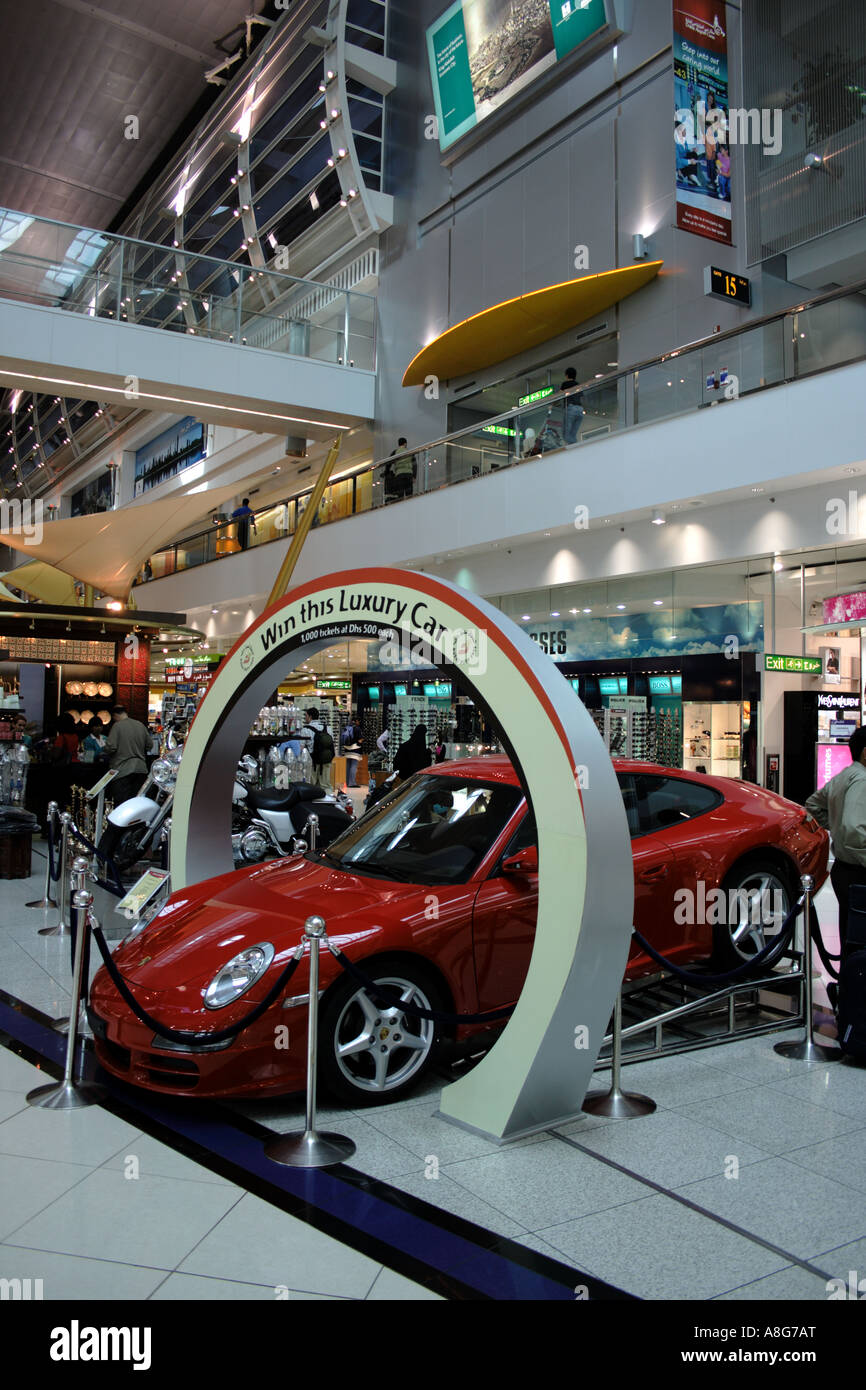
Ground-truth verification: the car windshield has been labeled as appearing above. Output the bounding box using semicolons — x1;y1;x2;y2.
325;774;522;885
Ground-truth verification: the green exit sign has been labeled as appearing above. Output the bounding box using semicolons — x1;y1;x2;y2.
765;653;823;674
518;387;555;407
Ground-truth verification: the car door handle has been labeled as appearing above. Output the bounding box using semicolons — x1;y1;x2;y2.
638;865;668;881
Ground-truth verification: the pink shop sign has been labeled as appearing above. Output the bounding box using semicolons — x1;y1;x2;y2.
823;592;866;624
816;742;851;790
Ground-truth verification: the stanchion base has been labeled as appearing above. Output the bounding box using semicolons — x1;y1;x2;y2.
26;1080;106;1110
582;1088;657;1118
26;896;58;909
264;1129;356;1168
37;922;69;937
774;1036;841;1063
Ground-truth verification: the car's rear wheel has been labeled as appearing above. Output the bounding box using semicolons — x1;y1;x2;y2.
711;859;796;972
319;959;445;1106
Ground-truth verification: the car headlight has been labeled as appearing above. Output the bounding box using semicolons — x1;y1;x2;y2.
204;943;275;1010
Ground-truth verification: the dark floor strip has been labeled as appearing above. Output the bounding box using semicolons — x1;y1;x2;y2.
551;1129;836;1282
0;989;634;1302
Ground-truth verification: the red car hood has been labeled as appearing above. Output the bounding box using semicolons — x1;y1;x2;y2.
114;855;421;992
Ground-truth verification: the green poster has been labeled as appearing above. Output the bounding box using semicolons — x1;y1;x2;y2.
428;3;476;147
549;0;608;61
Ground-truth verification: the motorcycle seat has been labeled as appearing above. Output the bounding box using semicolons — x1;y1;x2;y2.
247;782;326;813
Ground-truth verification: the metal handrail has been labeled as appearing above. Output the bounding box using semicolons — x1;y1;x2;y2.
136;275;866;571
0;207;377;307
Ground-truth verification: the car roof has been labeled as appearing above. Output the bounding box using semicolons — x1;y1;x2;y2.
431;754;734;794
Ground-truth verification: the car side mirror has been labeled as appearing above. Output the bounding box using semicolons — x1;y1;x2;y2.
502;846;538;875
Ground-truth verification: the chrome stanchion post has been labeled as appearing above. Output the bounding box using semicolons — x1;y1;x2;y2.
265;916;356;1168
307;812;319;854
775;875;840;1062
27;799;59;909
27;888;106;1109
39;811;72;937
53;857;93;1034
583;986;657;1118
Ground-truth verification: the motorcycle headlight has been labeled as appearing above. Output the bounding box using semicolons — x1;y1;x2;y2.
151;759;175;787
204;943;275;1010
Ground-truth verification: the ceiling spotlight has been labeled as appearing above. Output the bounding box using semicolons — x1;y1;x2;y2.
652;511;666;525
521;614;531;621
653;599;664;606
804;152;823;168
550;611;560;618
583;607;592;614
616;604;627;610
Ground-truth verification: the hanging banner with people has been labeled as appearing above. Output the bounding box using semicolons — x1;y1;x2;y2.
673;1;732;245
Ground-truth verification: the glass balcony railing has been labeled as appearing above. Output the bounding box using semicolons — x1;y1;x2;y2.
0;208;377;369
134;275;866;587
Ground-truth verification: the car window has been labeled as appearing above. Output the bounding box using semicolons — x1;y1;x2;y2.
616;773;641;838
325;774;522;885
632;774;722;835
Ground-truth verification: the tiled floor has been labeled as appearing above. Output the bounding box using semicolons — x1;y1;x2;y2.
1;844;865;1301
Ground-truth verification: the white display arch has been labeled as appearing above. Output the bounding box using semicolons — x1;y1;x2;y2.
170;569;634;1141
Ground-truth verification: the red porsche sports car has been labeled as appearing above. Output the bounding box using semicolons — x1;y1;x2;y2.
89;758;828;1105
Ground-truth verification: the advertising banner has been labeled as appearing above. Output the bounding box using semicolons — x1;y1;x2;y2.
427;0;610;152
673;0;732;244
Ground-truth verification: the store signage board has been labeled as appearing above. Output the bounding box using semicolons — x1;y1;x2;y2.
817;742;851;790
704;266;751;306
824;591;866;624
115;868;170;921
317;679;352;690
172;569;633;1142
818;693;860;709
427;0;610;152
764;653;823;674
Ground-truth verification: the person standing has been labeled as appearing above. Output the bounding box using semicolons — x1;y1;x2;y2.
341;719;363;788
302;708;335;790
232;498;258;550
104;705;149;804
393;724;430;782
386;438;416;501
806;726;866;974
560;367;585;445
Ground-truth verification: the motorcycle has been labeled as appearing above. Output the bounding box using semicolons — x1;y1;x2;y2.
97;748;181;872
231;755;354;863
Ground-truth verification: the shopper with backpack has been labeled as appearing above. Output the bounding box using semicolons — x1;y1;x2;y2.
303;708;335;790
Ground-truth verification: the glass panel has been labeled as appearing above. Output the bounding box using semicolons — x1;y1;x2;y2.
797;292;866;376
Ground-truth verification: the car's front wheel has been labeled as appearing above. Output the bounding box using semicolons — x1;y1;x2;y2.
319;959;444;1106
711;859;796;972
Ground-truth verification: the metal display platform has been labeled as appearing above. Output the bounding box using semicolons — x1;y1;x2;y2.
595;959;808;1068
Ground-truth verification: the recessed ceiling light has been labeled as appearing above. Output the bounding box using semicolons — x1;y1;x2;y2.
569;608;578;615
583;607;592;613
521;614;531;620
551;611;560;617
654;599;664;606
652;511;666;525
617;604;627;610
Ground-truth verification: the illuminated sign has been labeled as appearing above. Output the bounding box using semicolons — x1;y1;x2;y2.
481;424;516;436
764;653;823;675
518;387;555;407
427;0;611;152
704;266;751;306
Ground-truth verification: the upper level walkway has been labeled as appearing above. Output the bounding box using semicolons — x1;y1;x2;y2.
0;209;376;437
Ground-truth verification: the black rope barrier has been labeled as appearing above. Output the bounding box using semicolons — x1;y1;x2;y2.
90;923;304;1046
808;904;841;981
327;946;515;1024
631;894;803;988
67;823;125;898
